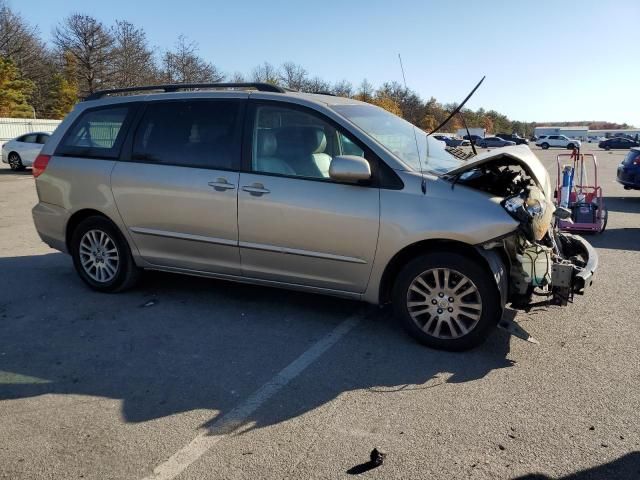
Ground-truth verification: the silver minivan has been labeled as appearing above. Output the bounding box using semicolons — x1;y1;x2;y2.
31;83;597;350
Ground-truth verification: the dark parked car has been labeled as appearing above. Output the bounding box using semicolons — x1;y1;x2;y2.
463;134;483;144
599;137;639;150
496;133;529;145
617;148;640;190
476;136;516;148
433;134;471;147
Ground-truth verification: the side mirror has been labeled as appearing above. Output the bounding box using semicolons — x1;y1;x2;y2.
329;155;371;183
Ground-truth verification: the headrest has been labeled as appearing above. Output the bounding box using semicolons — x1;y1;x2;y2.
276;126;327;154
308;128;327;154
257;130;277;157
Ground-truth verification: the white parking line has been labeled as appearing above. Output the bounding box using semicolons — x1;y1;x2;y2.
141;312;363;480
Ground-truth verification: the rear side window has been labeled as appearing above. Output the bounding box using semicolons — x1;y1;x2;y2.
132;100;242;170
57;106;132;159
36;134;49;144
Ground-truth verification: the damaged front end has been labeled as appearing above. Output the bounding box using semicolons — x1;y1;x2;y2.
446;146;598;308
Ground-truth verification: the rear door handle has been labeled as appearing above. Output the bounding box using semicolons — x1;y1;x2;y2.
208;178;236;191
242;183;270;196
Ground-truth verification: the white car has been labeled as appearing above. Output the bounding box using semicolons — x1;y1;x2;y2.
1;132;51;171
535;135;581;150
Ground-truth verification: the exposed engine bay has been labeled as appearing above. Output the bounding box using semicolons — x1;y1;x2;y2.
447;156;597;308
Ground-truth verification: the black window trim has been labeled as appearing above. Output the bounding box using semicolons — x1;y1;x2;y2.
241;99;403;190
55;103;140;160
120;97;246;173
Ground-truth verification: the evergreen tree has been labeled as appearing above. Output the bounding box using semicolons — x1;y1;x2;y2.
0;56;34;117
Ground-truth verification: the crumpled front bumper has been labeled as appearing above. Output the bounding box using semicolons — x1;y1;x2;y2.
572;235;598;293
551;233;598;305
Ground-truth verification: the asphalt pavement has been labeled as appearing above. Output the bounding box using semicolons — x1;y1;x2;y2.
1;144;639;479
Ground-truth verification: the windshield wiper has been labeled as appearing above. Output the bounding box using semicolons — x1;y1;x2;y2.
428;76;486;157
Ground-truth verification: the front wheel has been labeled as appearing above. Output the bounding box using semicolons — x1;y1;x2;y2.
70;216;141;292
8;152;24;171
541;142;549;149
392;252;501;351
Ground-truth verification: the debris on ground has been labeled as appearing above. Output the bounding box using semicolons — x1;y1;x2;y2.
346;447;387;475
141;300;157;308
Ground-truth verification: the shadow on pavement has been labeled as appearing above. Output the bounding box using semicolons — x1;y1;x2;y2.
0;167;31;176
603;196;640;214
0;252;513;432
588;228;640;251
513;451;640;479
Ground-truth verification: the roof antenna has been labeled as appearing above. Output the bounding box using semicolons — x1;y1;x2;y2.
398;53;427;194
428;76;486;156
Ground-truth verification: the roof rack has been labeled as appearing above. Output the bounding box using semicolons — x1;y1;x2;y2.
83;82;287;101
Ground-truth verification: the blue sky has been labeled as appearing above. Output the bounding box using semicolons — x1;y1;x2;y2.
15;0;640;125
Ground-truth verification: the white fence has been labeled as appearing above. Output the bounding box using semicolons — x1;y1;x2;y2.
0;117;62;147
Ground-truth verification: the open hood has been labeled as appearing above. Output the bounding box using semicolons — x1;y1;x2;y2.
446;145;552;198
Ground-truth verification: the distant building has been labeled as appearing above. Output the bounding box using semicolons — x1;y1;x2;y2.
456;127;486;138
534;126;640;141
588;128;640;140
534;126;589;140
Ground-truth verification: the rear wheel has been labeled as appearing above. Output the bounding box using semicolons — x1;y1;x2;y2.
567;143;575;149
70;216;141;292
8;152;24;171
392;252;501;351
541;142;549;149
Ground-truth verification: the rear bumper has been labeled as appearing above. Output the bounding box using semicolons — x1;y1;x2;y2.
617;169;640;189
32;202;69;253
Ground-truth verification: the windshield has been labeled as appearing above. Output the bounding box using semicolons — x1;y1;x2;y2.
332;104;463;174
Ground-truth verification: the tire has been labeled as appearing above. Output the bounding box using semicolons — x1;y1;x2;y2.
392;252;501;351
567;143;575;149
541;142;549;149
70;215;141;292
605;147;610;151
8;152;25;171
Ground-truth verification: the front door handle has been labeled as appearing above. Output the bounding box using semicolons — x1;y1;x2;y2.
242;183;270;196
208;178;236;191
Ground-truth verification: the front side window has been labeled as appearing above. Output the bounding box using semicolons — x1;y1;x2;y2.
251;105;366;179
57;106;130;158
22;134;38;143
332;103;462;175
132;100;241;170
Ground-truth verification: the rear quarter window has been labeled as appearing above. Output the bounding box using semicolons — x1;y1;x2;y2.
56;105;135;159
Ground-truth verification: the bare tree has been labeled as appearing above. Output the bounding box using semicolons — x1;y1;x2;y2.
162;35;224;84
251;62;279;85
356;79;374;101
332;79;353;98
54;14;114;95
110;20;157;87
302;76;331;93
278;61;307;90
229;71;245;83
0;1;55;114
0;1;44;69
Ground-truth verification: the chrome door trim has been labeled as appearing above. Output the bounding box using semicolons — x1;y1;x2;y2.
144;264;362;301
129;227;238;247
239;241;367;264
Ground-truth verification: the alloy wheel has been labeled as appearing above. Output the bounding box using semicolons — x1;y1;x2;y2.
79;229;120;283
8;153;21;170
406;268;483;339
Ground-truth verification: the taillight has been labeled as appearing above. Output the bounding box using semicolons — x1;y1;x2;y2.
32;154;51;178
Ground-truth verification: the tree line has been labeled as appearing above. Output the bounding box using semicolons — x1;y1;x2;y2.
0;2;633;135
